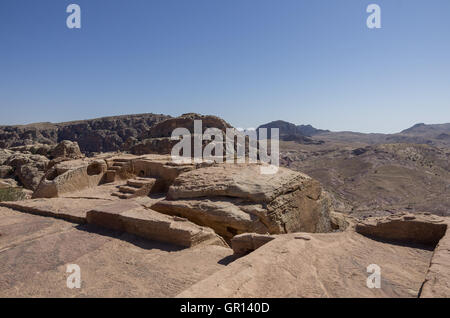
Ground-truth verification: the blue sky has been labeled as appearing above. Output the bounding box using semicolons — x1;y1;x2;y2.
1;0;449;133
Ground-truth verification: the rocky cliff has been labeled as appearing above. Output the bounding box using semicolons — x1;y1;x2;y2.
0;113;170;155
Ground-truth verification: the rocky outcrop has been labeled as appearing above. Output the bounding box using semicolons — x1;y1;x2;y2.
420;223;450;297
33;159;107;198
0;123;58;149
178;214;450;298
50;140;83;160
354;214;450;298
0;165;13;178
0;178;18;189
8;143;53;156
355;213;447;246
142;113;232;139
4;153;49;190
231;233;277;255
0;142;84;191
0;113;170;154
130;137;179;155
130;113;234;155
152;163;332;239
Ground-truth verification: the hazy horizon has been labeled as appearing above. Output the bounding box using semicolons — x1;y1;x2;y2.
1;0;449;133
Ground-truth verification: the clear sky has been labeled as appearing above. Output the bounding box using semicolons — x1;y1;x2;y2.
1;0;449;133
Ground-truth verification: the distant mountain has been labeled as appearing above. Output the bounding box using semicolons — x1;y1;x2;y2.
400;123;450;135
296;124;330;136
310;122;450;147
258;120;329;136
256;120;328;144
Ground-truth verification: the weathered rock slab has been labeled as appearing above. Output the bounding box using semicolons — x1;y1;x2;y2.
355;213;447;246
178;231;434;298
86;201;228;248
153;164;332;239
231;233;277;255
0;197;112;223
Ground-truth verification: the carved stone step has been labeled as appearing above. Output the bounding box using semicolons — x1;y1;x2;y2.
111;192;132;199
127;178;156;188
113;158;131;163
118;185;138;194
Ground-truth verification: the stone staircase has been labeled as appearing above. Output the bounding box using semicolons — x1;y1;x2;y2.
111;177;156;199
104;158;132;183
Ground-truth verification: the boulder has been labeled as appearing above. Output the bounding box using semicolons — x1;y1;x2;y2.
152;163;332;239
4;154;49;190
50;140;84;159
33;159;107;198
231;233;277;255
355;213;447;246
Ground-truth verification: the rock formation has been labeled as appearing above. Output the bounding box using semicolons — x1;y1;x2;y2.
0;140;86;192
130;113;235;155
0;113;170;154
178;213;449;298
49;140;83;160
152;163;332;239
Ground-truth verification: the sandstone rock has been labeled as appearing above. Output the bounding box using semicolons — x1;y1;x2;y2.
353;214;450;298
330;211;353;231
0;206;233;298
420;223;450;297
355;213;447;246
143;113;232;139
130;113;238;156
177;230;435;298
152;164;332;239
0;123;58;149
0;114;170;153
0;165;13;178
33;159;107;198
153;198;269;238
4;153;49;190
231;233;277;255
0;178;18;189
86;201;228;248
8;143;53;156
130;154;210;192
131;137;178;155
50;140;83;159
0;149;13;164
0;197;112;223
